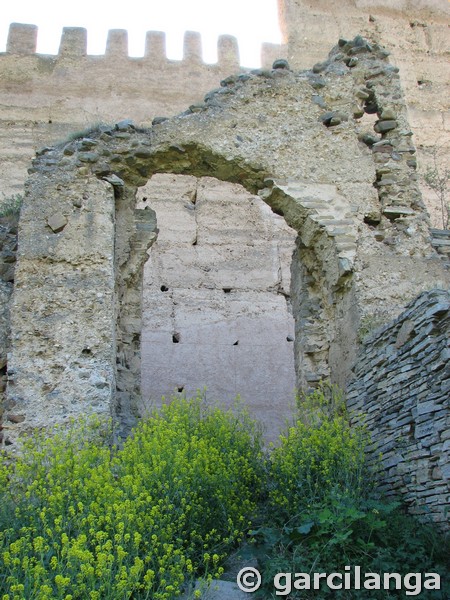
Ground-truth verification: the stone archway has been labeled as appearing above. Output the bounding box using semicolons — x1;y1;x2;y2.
7;132;354;442
6;38;445;443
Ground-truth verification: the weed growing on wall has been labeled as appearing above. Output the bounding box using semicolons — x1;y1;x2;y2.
423;143;450;229
0;397;263;599
357;313;387;343
0;194;23;218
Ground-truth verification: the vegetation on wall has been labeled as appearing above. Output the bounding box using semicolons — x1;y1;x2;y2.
357;313;387;343
0;194;23;219
423;144;450;230
0;389;449;599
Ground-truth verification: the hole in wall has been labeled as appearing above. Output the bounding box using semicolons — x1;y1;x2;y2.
81;347;92;355
160;285;169;292
177;385;185;393
363;95;378;114
364;214;382;227
272;207;285;217
172;333;180;343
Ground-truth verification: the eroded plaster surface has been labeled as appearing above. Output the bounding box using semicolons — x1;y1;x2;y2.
6;37;447;442
137;175;297;439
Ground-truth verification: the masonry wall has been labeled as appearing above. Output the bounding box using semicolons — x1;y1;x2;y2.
3;36;449;525
347;289;450;528
137;174;297;440
278;0;450;227
5;38;448;442
0;25;246;199
1;0;450;226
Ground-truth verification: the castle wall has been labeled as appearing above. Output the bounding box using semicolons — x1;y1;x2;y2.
137;174;297;441
1;1;449;226
0;25;244;199
2;35;449;525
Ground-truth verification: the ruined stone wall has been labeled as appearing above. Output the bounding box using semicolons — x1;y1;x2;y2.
2;33;449;525
1;0;449;226
0;213;18;444
347;289;450;528
5;37;448;444
278;0;450;227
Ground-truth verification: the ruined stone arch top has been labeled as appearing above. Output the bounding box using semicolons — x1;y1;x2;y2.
6;36;447;441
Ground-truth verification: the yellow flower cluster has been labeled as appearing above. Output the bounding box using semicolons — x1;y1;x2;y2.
270;383;368;517
0;396;263;599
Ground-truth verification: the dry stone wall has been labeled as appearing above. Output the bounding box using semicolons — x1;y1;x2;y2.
347;289;450;528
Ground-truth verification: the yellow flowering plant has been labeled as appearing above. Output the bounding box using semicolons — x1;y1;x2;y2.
0;394;264;599
269;381;369;517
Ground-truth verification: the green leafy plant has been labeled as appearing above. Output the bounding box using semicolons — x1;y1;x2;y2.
268;380;370;517
1;388;449;600
0;396;264;599
0;194;23;218
250;382;450;599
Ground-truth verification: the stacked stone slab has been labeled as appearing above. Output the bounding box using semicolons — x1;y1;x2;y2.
430;229;450;263
347;289;450;529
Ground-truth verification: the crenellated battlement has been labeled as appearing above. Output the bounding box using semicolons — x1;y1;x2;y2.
3;22;278;69
0;22;287;198
1;0;449;231
6;23;38;54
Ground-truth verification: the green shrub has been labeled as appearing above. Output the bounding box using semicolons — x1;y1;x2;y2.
1;388;449;600
0;396;264;600
0;194;23;218
268;381;369;518
251;382;450;599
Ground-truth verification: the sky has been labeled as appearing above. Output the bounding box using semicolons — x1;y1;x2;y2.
0;0;282;67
